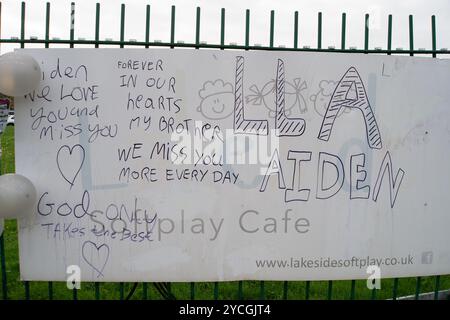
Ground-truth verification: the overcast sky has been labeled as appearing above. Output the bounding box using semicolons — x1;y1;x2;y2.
0;0;449;56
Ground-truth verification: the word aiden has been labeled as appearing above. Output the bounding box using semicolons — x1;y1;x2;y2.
260;149;405;208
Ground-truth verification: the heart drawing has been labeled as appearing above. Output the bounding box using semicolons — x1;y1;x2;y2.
56;144;85;189
82;241;110;278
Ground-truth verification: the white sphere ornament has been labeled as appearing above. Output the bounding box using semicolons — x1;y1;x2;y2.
0;51;41;96
0;174;37;218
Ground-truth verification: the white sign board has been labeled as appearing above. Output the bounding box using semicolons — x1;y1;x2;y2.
16;49;450;282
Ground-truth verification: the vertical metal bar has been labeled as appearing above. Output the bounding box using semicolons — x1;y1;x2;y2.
145;5;150;48
293;11;299;49
167;282;172;296
214;282;218;300
95;3;100;48
120;3;125;48
317;12;322;49
341;13;346;50
220;8;225;49
0;2;2;53
269;10;274;48
305;281;310;300
24;281;30;300
0;41;5;300
327;280;333;300
45;2;50;48
283;281;288;300
371;288;376;300
21;1;25;48
415;277;421;300
409;15;414;56
387;15;392;55
73;288;77;300
70;2;75;48
238;281;243;299
350;280;356;300
170;5;175;48
364;13;369;52
95;282;100;300
434;276;440;300
431;15;436;58
190;282;195;300
245;9;250;49
0;2;2;52
260;281;265;300
48;282;53;300
392;278;399;300
119;282;124;300
195;7;200;48
0;234;7;300
143;283;148;300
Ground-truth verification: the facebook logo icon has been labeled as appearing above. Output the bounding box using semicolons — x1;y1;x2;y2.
421;251;433;264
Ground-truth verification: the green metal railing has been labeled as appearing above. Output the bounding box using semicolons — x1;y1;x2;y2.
0;1;449;300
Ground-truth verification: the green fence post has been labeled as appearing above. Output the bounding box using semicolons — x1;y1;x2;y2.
270;10;274;48
364;13;369;52
415;277;421;300
387;14;392;55
431;15;436;58
120;3;125;48
45;2;50;48
341;13;346;50
0;139;8;300
220;8;225;49
24;281;30;300
0;234;7;300
95;3;100;48
190;282;195;300
392;278;399;300
245;9;250;49
409;15;414;56
48;282;53;300
95;282;100;300
214;282;219;300
260;281;265;300
317;12;322;49
283;281;288;300
143;283;148;300
145;5;150;48
170;5;175;48
294;11;299;49
238;281;243;299
305;281;311;300
350;280;356;300
371;288;377;300
327;280;333;300
20;1;25;48
195;7;200;49
434;275;440;300
0;138;7;301
119;282;124;300
70;2;75;48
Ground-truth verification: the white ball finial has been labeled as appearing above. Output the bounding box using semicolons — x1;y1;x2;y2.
0;174;37;218
0;52;41;97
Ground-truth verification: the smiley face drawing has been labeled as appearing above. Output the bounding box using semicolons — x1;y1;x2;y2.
197;79;234;120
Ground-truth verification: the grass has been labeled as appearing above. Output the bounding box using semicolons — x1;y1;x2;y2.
0;125;449;300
